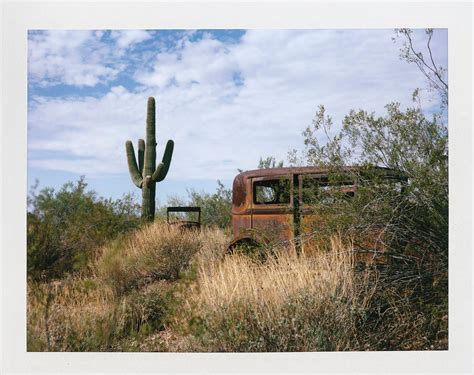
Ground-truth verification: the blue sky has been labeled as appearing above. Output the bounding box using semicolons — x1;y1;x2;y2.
27;29;447;204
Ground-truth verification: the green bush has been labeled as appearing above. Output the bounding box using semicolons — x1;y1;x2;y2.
287;100;448;348
27;177;141;280
158;180;232;230
289;102;447;260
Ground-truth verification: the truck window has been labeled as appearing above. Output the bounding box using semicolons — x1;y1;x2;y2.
301;175;355;206
301;176;320;206
253;178;291;205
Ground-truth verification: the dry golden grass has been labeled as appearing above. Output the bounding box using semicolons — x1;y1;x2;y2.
172;236;370;351
195;237;355;312
177;233;442;352
28;221;230;351
27;220;445;352
94;221;206;293
27;278;116;351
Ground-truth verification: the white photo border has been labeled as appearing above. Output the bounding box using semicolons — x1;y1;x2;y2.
1;1;472;374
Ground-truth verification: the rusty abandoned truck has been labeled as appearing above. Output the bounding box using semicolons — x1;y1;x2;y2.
229;166;406;257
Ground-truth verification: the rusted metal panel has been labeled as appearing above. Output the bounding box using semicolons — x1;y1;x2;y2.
233;214;252;238
250;213;293;243
231;166;406;256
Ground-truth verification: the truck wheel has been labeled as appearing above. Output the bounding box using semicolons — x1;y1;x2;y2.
227;238;272;262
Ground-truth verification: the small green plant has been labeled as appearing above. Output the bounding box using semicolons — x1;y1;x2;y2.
126;97;174;221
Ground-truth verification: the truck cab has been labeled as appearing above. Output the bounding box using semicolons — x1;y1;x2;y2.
229;166;406;254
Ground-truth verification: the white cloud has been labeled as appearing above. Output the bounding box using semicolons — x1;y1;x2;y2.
110;30;153;50
135;34;237;88
28;30;447;183
28;30;121;87
28;86;150;176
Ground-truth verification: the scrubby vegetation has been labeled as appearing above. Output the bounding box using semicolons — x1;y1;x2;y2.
27;221;228;351
27;177;141;281
287;98;448;342
180;238;444;352
27;220;447;352
95;221;203;294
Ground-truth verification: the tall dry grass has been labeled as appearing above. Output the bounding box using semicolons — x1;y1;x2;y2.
27;220;442;352
94;221;206;293
27;278;116;351
173;235;432;352
197;237;355;310
28;221;229;351
175;237;366;351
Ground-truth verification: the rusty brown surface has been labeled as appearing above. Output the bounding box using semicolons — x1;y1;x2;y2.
230;166;405;251
250;213;293;242
232;215;251;239
234;165;401;180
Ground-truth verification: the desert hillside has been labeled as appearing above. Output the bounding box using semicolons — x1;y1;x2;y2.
28;220;447;352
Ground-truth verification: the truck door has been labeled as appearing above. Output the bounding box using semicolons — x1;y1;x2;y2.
298;173;356;252
250;175;293;244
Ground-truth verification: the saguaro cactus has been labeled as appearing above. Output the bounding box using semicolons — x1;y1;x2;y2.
126;97;174;221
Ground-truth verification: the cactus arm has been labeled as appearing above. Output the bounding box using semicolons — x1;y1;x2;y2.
152;140;174;182
125;141;143;188
138;139;145;175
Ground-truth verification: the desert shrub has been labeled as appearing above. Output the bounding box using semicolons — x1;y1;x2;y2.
296;169;410;255
115;282;175;338
27;177;141;280
187;181;232;229
27;223;230;352
96;221;202;294
159;180;232;230
27;277;177;352
288;101;448;336
176;236;433;352
289;103;447;257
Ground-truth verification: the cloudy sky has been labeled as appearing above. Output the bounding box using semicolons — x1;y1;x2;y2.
27;29;447;203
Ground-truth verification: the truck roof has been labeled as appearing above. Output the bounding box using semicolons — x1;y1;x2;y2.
234;165;401;180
